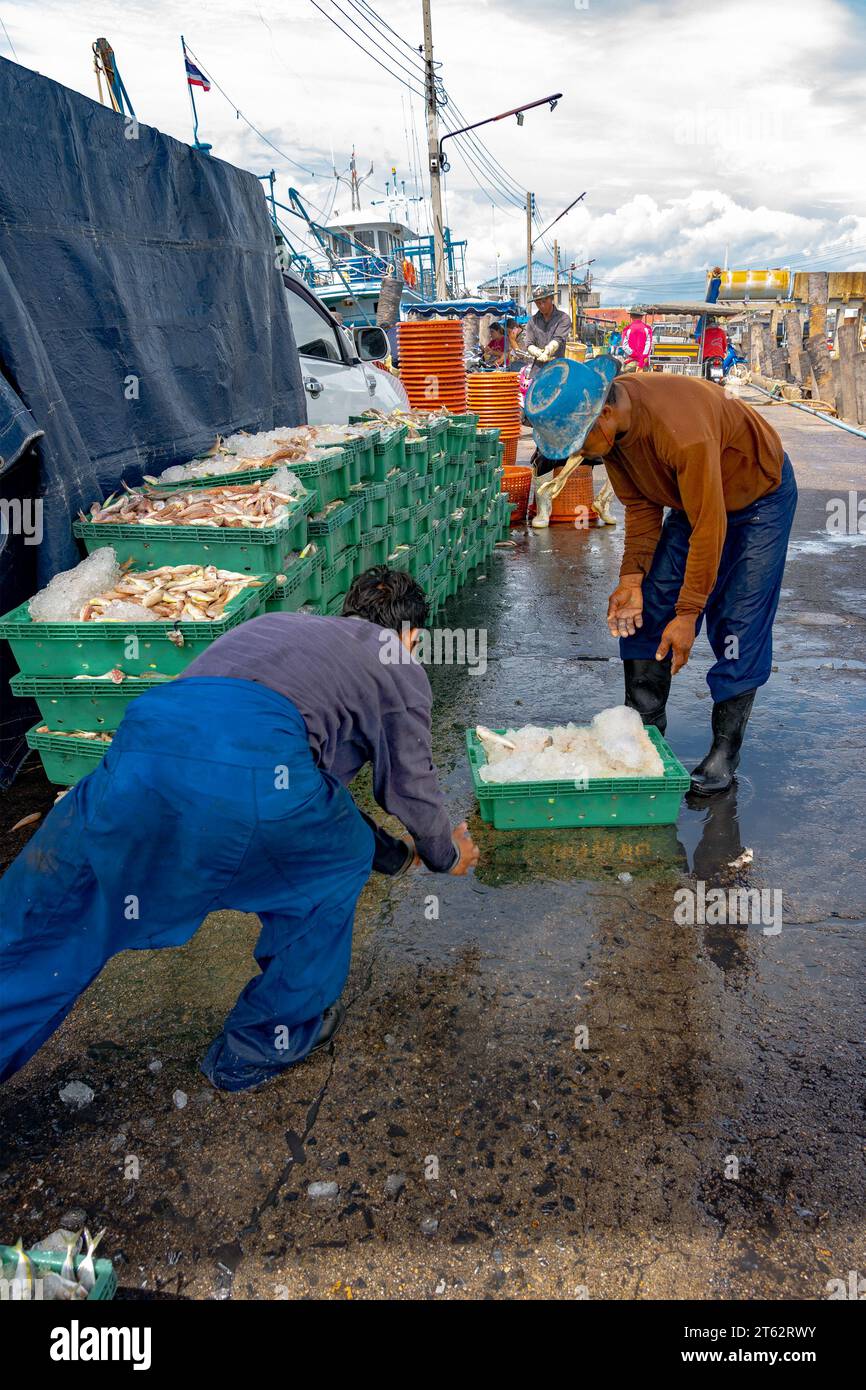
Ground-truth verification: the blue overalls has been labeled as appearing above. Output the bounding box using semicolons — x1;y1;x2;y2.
620;455;798;701
0;678;374;1091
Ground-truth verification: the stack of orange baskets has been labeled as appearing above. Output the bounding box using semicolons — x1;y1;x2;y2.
467;371;522;465
397;319;467;411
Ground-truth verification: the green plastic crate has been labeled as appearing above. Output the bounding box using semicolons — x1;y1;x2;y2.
320;550;354;606
10;672;172;732
26;724;112;786
266;550;323;613
358;525;391;572
351;480;389;531
0;579;273;678
307;496;363;565
74;491;314;576
0;1242;117;1299
144;448;348;507
405;437;430;476
466;725;691;830
391;507;417;546
475;428;501;460
387;469;411;513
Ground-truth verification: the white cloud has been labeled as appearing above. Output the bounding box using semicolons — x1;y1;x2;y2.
2;0;864;301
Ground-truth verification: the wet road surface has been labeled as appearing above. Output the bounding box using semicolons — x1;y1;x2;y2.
1;389;864;1299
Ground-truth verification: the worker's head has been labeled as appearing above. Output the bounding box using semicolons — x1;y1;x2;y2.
532;286;555;317
629;310;644;321
580;381;622;461
342;566;428;650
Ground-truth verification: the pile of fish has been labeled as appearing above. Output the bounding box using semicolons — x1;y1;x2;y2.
79;564;263;623
3;1229;105;1301
36;726;112;742
476;705;666;784
84;469;305;529
27;548;263;624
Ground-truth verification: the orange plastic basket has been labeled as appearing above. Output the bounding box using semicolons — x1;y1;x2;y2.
467;372;522;441
501;464;533;522
398;319;467;410
549;464;596;524
502;437;519;467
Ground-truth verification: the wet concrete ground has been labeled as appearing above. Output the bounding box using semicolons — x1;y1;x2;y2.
1;389;864;1300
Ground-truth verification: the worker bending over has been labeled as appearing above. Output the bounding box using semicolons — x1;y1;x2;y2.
0;569;479;1092
526;357;797;793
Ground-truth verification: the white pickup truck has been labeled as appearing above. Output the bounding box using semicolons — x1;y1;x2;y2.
282;270;408;424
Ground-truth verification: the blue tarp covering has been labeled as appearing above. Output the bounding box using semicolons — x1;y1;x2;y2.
410;299;520;318
0;57;306;783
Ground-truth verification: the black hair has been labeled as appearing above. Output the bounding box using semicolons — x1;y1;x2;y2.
342;565;429;631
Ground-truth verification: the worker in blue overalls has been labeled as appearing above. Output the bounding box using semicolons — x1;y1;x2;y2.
0;568;479;1091
526;357;797;794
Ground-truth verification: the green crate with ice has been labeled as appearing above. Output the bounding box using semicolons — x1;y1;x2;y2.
467;706;691;829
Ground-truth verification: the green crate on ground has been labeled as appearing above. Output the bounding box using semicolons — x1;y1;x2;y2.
466;725;691;830
11;672;171;732
26;724;111;787
0;1242;117;1299
320;549;354;607
266;549;323;612
0;580;274;678
74;491;315;576
430;455;447;491
307;496;363;565
415;498;434;538
371;426;406;477
351;480;389;530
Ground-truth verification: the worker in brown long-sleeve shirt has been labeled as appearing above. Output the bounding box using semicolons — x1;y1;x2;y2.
526;359;797;794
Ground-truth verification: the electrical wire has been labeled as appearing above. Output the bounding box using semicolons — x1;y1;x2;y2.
308;0;425;98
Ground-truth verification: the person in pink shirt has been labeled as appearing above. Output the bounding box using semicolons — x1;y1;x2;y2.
622;310;653;370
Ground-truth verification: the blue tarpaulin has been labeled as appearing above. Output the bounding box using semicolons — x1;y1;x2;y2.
0;57;306;783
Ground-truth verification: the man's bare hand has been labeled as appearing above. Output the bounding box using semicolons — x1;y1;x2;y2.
656;614;696;675
607;575;644;638
450;821;479;876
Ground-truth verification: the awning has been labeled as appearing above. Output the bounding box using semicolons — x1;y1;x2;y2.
408;298;520;318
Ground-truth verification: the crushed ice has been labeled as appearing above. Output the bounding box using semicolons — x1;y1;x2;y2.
477;705;664;783
28;548;121;622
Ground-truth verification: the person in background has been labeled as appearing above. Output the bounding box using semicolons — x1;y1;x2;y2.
621;310;654;371
484;318;506;366
522;286;571;381
0;569;479;1093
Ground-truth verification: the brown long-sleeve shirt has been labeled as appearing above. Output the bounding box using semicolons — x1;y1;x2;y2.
603;374;784;616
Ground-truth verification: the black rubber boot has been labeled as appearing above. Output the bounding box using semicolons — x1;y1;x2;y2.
623;657;672;735
308;1003;346;1056
690;691;756;796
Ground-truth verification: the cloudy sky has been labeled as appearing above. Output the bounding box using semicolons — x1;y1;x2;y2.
3;0;865;302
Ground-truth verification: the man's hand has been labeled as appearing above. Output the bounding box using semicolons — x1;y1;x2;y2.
526;344;544;361
656;614;696;675
607;574;644;638
449;821;479;876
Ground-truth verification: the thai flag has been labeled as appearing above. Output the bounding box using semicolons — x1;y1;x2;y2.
185;56;210;91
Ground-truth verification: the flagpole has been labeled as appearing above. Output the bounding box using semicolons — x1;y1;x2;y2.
181;35;211;154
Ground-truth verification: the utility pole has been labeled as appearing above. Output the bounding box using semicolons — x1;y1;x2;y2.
553;238;559;304
526;192;533;314
422;0;448;299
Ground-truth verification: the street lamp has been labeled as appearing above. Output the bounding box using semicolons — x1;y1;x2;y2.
438;93;563;174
